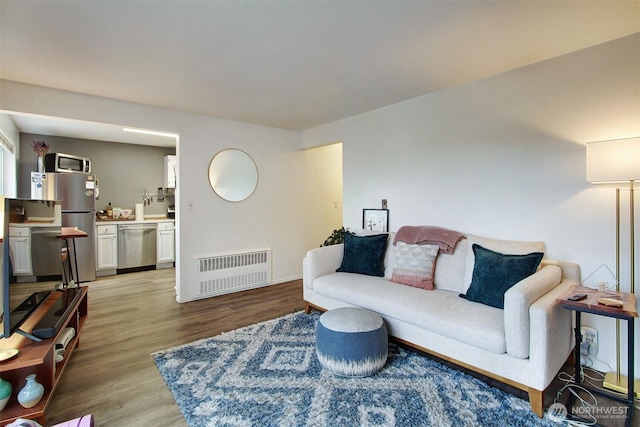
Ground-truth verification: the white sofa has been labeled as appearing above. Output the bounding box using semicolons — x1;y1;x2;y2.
303;231;579;417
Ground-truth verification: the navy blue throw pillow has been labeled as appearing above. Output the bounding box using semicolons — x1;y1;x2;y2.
336;233;388;277
461;244;543;309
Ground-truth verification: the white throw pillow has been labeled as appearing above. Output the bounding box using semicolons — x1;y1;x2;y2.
384;232;396;279
391;242;439;290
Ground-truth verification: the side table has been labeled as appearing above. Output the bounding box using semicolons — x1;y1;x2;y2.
57;226;88;286
557;285;637;427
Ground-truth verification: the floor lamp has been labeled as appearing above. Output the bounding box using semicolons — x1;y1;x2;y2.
586;136;640;398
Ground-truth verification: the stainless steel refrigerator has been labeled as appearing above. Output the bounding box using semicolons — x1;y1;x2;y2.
35;172;97;282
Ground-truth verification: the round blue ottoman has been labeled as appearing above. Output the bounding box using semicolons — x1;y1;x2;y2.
316;307;388;377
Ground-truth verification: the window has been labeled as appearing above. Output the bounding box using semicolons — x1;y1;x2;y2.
0;130;16;197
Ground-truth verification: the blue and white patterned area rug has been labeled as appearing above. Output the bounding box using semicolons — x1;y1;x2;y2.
153;311;561;427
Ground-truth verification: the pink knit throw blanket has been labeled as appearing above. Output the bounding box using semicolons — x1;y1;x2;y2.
393;226;465;254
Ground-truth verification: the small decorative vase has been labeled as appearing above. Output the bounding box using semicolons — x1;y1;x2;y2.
37;155;45;173
0;375;11;411
17;374;44;409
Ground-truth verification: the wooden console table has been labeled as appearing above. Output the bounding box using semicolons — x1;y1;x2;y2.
0;286;88;425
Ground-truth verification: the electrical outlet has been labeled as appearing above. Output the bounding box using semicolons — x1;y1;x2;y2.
580;326;597;355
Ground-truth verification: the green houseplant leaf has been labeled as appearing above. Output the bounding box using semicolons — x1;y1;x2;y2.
321;227;354;247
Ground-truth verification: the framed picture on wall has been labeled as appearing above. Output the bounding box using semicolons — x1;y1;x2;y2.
362;209;389;232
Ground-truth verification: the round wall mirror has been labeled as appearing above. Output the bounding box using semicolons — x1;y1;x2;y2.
208;149;258;202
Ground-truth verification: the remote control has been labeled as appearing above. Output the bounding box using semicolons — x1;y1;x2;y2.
597;297;623;307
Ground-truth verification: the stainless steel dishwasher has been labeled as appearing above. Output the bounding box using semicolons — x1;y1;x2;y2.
31;227;64;276
118;223;157;269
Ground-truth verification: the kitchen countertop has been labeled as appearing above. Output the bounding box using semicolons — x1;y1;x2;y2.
10;218;174;227
9;221;61;228
96;217;174;225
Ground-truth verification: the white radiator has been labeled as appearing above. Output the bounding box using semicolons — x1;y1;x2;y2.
195;249;272;298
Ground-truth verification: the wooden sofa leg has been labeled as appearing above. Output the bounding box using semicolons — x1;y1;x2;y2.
304;302;326;314
528;388;544;418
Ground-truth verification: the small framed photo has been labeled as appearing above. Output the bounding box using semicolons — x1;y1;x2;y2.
362;209;389;232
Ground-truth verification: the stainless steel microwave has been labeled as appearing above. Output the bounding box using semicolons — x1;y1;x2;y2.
44;153;91;174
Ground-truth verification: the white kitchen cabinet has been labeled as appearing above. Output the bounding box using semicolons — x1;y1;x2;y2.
8;227;32;275
164;155;177;189
96;225;118;272
156;221;175;265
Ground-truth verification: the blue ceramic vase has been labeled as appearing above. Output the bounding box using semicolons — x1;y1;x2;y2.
17;374;44;409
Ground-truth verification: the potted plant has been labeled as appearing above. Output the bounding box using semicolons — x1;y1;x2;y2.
31;139;49;173
321;227;353;247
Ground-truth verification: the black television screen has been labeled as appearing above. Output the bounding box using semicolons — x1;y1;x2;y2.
1;197;62;340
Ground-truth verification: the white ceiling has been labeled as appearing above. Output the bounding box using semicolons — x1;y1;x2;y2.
1;1;638;146
7;113;179;148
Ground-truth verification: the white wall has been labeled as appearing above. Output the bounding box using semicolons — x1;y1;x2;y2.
301;142;343;239
0;113;19;196
301;34;640;378
0;81;343;302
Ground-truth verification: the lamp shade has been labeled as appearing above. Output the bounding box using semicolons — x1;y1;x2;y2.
586;137;640;183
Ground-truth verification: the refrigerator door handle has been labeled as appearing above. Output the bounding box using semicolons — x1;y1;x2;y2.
62;210;94;214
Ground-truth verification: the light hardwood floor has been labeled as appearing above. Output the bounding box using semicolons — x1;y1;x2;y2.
44;268;305;426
